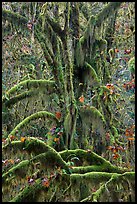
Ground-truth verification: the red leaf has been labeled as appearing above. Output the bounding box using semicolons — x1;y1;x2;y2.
79;95;84;103
9;135;16;141
42;178;50;187
55;112;61;119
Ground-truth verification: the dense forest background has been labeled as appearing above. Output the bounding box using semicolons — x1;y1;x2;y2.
2;2;135;202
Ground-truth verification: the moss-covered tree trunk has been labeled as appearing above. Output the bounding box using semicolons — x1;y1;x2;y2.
2;2;135;202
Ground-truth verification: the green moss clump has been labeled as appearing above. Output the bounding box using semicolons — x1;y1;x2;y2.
128;57;135;75
75;40;84;67
6;80;55;96
83;62;100;87
2;160;30;183
80;106;106;134
8;111;58;138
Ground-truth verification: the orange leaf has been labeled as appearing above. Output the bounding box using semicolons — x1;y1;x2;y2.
54;138;60;142
125;128;134;137
20;137;26;142
8;159;14;164
55;112;61;119
42;178;50;187
113;148;118;153
106;83;114;90
127;137;135;141
112;153;119;159
115;49;119;53
107;146;114;150
79;95;84;103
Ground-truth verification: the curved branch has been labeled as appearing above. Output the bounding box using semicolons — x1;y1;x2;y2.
3;90;37;108
8;111;58;138
2;9;28;29
4;79;55;97
91;172;135;202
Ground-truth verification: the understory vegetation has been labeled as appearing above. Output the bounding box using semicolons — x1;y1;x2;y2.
2;2;135;202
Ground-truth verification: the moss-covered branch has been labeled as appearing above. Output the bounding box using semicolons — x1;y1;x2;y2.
4;79;55;97
59;149;127;174
9;178;43;202
2;160;30;183
8;111;58;138
46;14;65;41
91;172;135;202
96;2;122;26
3;90;37;108
78;2;122;58
3;148;71;183
2;9;28;29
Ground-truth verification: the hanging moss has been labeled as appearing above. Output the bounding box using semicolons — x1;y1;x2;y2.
75;40;84;67
8;111;58;139
98;39;107;53
80;106;106;134
70;172;116;202
128;57;135;75
9;178;44;202
30;151;71;174
5;79;55;97
2;160;30;183
96;2;122;27
91;172;135;202
64;112;72;146
2;9;28;29
3;90;38;108
83;62;100;87
2;141;25;154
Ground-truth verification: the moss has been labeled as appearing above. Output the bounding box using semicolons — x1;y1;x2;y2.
64;112;72;146
31;151;71;174
9;178;43;202
6;80;55;96
91;172;135;202
128;57;135;74
3;90;37;108
2;160;30;183
71;163;125;174
8;111;58;138
80;106;106;135
2;141;24;154
22;137;54;154
83;62;100;87
60;149;105;166
75;40;84;67
96;2;122;27
2;9;28;29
